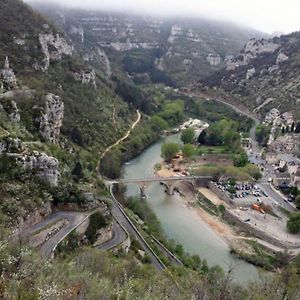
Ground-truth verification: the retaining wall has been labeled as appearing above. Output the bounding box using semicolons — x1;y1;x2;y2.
208;182;235;206
224;209;300;249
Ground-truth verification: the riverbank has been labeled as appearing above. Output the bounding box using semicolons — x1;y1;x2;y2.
170;181;256;255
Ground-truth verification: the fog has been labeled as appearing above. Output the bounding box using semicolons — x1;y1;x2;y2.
27;0;300;34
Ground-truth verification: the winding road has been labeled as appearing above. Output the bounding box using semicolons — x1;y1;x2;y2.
95;221;128;251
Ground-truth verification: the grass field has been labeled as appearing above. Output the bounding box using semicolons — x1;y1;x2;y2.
196;145;228;155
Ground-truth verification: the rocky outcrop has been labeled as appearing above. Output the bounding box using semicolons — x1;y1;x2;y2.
70;25;84;43
246;67;256;80
39;93;64;142
73;70;96;87
206;53;221;66
17;151;60;186
226;38;279;70
39;33;73;71
0;97;21;123
0;137;22;153
100;41;158;51
0;57;17;90
276;52;289;64
96;48;111;78
8;100;20;123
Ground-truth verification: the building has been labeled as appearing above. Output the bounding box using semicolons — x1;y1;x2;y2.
0;56;17;91
273;171;291;187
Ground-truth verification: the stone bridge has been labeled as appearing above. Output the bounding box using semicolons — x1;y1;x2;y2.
114;176;212;198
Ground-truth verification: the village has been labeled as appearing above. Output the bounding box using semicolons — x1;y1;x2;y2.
156;111;300;259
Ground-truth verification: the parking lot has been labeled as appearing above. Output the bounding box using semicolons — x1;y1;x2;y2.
213;181;273;208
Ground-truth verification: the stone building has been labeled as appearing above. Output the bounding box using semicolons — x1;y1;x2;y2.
0;56;17;90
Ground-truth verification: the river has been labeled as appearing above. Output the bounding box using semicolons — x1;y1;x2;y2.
123;133;263;284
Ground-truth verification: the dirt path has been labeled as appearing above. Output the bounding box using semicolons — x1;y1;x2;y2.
100;110;141;161
198;187;228;207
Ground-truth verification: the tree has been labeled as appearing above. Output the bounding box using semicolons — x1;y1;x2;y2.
100;149;122;179
151;115;168;131
72;161;84;183
295;122;300;133
291;122;295;132
233;151;248;167
295;196;300;209
197;130;207;144
182;144;194;160
181;128;195;144
256;125;270;146
161;142;180;162
287;212;300;233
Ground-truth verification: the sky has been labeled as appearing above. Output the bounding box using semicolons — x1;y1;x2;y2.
28;0;300;34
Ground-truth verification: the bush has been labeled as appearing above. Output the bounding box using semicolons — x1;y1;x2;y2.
287;212;300;233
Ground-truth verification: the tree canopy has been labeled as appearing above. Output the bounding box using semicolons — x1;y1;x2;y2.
181;128;195;144
161;142;180;162
182;144;194;159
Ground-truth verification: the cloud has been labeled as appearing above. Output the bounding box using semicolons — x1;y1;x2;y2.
27;0;300;33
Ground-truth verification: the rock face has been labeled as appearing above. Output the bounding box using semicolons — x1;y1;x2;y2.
39;93;64;142
8;100;21;123
96;48;111;78
206;53;221;66
35;6;263;83
101;41;158;51
246;67;256;80
276;52;289;64
70;25;84;43
73;70;96;87
39;33;73;71
226;38;279;70
0;137;22;154
18;151;60;186
0;57;17;90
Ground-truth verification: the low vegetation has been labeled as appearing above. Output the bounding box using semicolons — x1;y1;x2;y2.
287;212;300;233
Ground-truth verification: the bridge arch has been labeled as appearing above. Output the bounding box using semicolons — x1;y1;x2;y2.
116;176;212;198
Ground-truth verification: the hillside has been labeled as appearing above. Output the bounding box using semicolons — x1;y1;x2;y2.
0;0;140;224
202;32;300;119
30;2;266;86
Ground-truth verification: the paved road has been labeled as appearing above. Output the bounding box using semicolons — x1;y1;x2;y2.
104;189;166;271
24;212;89;257
95;221;127;251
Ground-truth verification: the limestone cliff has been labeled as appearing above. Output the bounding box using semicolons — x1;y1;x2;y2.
17;151;60;186
39;93;64;142
38;33;73;71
